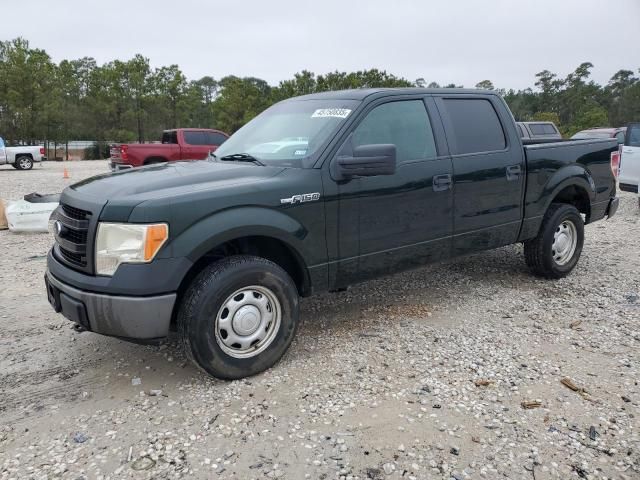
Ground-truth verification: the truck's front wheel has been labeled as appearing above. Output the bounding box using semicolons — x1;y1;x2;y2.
178;255;300;379
524;203;584;279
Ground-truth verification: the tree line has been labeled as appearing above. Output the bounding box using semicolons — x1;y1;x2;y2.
1;37;638;153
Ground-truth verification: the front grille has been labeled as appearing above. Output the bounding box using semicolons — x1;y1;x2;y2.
62;204;91;221
59;247;85;267
54;202;93;271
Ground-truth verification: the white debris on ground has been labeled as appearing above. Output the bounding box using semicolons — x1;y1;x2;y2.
0;161;639;480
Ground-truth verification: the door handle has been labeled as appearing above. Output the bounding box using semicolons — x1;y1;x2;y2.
433;174;452;192
506;165;522;181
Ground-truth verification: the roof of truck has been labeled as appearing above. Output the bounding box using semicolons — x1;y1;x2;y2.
289;88;495;101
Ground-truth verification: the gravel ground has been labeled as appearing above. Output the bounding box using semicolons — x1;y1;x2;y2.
0;161;639;480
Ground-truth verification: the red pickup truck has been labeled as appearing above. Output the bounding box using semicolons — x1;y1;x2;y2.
110;128;228;170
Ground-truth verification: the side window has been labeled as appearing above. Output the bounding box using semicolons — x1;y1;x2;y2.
0;137;4;148
352;100;437;163
528;123;546;136
627;125;640;147
204;132;228;145
162;131;178;144
184;131;206;145
543;124;558;135
442;98;506;154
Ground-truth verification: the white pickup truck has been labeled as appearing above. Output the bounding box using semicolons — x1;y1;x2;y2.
0;136;47;170
619;123;640;207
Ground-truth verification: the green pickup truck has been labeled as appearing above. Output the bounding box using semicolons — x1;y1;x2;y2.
45;88;619;379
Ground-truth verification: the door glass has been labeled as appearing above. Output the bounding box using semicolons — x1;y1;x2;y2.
184;131;207;145
204;132;228;145
442;98;507;154
627;125;640;147
352;100;436;163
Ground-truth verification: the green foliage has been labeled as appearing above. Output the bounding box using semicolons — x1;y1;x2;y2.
0;37;638;144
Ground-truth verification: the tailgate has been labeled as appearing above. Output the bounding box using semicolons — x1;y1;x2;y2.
109;145;122;160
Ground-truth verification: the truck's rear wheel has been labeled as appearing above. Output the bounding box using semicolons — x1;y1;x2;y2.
177;255;300;379
15;156;33;170
524;203;584;278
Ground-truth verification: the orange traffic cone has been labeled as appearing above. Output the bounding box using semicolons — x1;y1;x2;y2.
63;165;70;179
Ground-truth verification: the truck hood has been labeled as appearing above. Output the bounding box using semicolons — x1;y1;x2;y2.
69;160;285;202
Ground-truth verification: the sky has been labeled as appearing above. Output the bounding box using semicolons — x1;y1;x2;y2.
3;0;639;90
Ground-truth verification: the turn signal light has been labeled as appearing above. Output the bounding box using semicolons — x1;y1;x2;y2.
144;224;169;261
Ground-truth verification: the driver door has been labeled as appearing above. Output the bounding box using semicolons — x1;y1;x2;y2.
328;97;454;286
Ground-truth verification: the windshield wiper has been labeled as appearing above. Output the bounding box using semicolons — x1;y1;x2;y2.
219;153;265;166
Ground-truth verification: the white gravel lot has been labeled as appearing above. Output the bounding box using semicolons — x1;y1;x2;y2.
0;161;639;480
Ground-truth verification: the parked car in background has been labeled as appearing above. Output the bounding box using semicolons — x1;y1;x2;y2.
517;121;562;143
619;123;640;204
109;128;229;171
0;137;46;170
571;127;627;145
46;88;620;379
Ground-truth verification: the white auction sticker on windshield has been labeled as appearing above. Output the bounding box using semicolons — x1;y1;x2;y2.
311;108;352;119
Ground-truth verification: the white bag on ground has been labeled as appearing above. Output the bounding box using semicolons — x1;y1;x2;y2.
6;200;58;233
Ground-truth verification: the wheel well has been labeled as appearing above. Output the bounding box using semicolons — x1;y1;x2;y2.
551;185;591;222
170;236;310;329
16;154;33;159
144;157;167;165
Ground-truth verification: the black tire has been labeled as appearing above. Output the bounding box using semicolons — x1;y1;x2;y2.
178;255;300;379
11;163;19;169
524;203;584;279
14;156;33;170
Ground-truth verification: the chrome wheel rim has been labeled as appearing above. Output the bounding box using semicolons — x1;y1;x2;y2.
552;220;577;266
19;157;31;169
214;286;281;359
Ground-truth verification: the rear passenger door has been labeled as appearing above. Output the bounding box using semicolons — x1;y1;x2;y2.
435;95;525;256
181;131;210;159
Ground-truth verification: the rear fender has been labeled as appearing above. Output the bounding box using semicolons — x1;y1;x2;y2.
520;164;596;241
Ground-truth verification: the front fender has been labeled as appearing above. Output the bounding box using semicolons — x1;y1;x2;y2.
166;206;312;265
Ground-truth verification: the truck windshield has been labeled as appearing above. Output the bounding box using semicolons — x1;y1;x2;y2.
213;99;360;167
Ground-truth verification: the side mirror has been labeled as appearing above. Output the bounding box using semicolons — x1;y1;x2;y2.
334;144;396;179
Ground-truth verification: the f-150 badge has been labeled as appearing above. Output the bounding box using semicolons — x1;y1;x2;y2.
280;192;320;205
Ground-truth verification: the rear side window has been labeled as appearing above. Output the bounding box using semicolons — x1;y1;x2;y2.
627;125;640;147
528;124;547;135
543;124;558;135
352;100;437;163
442;98;506;154
162;131;178;144
204;131;228;145
184;131;207;145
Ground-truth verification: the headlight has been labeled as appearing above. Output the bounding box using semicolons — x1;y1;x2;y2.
95;223;168;276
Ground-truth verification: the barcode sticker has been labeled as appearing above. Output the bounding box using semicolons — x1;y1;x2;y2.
311;108;352;119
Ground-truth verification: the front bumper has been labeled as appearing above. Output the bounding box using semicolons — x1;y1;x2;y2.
45;269;176;341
